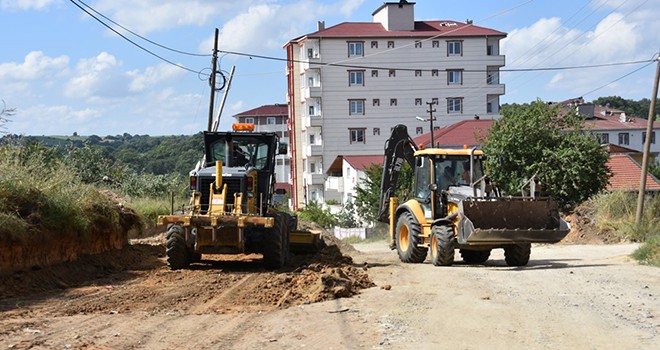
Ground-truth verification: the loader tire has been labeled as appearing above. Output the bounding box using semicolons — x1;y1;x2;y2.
430;225;455;266
166;224;190;270
460;249;491;264
504;243;531;266
395;211;427;263
263;214;287;270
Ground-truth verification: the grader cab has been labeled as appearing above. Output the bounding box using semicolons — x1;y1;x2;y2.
158;124;319;270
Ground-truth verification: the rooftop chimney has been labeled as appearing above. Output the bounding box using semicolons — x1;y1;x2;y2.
372;1;415;31
317;21;325;31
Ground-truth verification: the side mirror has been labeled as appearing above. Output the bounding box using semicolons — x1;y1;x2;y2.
429;183;438;191
278;142;288;155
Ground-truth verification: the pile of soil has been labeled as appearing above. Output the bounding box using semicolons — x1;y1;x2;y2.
561;203;626;245
0;224;374;317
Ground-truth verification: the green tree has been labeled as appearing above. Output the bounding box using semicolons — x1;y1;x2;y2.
481;100;611;206
354;161;413;224
592;96;659;120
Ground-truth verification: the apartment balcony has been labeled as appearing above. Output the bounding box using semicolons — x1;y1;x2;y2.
307;173;325;186
325;176;344;192
303;86;321;99
306;144;322;157
305;114;322;128
484;54;505;67
483;83;505;95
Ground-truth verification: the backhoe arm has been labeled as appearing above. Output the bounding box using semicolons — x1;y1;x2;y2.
378;124;417;222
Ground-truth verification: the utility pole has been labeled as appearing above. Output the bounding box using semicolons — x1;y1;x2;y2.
635;52;660;225
426;101;437;146
207;28;219;132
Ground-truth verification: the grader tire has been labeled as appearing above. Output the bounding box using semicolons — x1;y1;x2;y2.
460;249;491;264
263;214;286;270
166;224;189;270
430;225;455;266
395;211;428;263
504;243;531;266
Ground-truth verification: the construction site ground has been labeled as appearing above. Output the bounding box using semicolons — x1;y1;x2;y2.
1;230;659;349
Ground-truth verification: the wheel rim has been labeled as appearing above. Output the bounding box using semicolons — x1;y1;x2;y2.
399;225;409;251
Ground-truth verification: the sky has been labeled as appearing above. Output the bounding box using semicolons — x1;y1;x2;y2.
1;0;658;136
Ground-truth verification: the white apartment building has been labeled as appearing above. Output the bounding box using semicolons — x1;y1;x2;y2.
233;104;291;187
284;1;506;209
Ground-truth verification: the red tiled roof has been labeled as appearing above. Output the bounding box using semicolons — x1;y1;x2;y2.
233;104;288;118
413;119;494;148
607;144;639;153
606;154;660;191
326;155;382;174
304;20;506;39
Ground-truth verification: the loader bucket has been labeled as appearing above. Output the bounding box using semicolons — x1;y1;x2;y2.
289;230;322;253
457;197;570;245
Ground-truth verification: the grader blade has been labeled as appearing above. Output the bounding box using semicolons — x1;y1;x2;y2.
457;197;570;245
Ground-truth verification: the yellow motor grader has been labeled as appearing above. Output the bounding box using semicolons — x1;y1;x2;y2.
158;123;319;270
378;125;570;266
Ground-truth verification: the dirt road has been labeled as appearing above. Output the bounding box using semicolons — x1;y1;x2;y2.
1;241;658;349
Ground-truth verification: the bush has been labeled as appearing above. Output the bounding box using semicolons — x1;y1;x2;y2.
0;145;122;241
297;201;336;229
632;235;660;267
591;192;660;242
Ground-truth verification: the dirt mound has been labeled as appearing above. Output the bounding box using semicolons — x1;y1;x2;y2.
561;203;626;245
0;231;374;317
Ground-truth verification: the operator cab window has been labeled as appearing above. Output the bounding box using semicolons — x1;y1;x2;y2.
210;137;270;170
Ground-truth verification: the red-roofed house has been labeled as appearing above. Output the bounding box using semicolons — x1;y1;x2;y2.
413;119;494;148
233;104;291;189
607;154;660;191
284;1;507;209
325;155;383;204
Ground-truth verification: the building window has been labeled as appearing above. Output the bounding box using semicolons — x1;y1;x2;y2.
389;69;396;77
373;127;380;136
245;117;254;124
309;105;315;116
371;41;378;48
373;98;380;106
487;102;493;113
310;162;316;173
415;98;422;106
348;41;363;57
371;70;378;77
416;127;423;135
390;99;397;106
447;98;463;113
487;45;493;56
432;69;438;77
618;132;630;145
487;71;499;84
415;70;422;77
349;70;364;86
643;131;656;144
415;40;422;48
596;133;609;144
388;41;394;48
349;128;366;144
307;48;314;58
448;70;462;84
267;117;276;125
349;99;365;115
447;41;462;56
432;40;439;48
432;98;439;105
309;134;315;144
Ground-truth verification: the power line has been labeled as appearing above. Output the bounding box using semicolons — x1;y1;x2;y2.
69;0;205;75
581;54;659;97
74;0;211;58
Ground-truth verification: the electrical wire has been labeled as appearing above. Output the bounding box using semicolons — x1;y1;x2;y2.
581;54;659;97
74;0;211;57
68;0;204;75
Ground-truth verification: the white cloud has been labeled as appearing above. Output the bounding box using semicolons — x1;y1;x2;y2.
12;104;102;135
0;51;69;81
502;2;656;102
0;0;57;10
64;52;129;100
127;63;184;92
